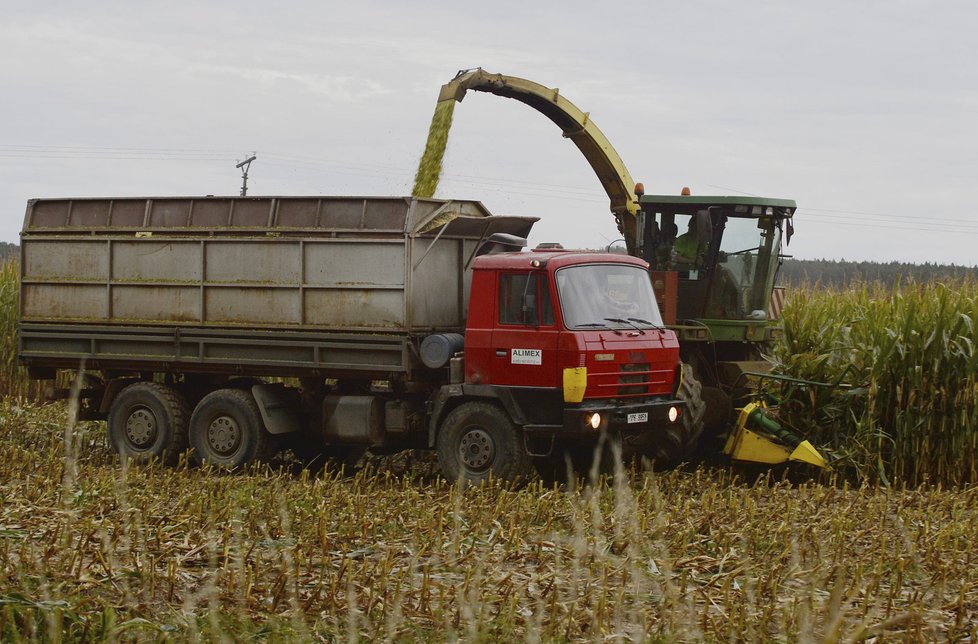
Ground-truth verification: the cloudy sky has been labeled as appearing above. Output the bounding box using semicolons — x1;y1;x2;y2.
2;1;976;265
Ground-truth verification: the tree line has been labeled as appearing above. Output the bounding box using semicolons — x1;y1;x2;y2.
778;258;978;288
0;243;17;262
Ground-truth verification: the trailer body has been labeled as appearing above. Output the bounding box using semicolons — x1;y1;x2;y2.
19;196;533;379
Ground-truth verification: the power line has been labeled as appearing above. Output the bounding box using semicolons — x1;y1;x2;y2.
797;214;978;235
4;143;978;234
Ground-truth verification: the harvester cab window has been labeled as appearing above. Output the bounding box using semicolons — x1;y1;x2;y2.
642;208;715;273
498;273;554;326
671;210;713;269
708;216;782;319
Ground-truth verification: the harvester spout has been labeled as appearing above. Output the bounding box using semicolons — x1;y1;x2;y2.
724;402;828;468
436;67;642;252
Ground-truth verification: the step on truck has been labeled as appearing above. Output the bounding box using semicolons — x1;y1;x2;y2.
17;195;687;482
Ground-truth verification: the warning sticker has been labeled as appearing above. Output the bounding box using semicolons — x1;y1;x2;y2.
511;349;542;365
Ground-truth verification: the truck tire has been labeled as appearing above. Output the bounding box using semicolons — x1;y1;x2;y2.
107;382;190;465
189;388;273;469
647;362;706;466
437;401;533;485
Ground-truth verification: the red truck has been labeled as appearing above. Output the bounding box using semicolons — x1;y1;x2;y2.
17;195;686;482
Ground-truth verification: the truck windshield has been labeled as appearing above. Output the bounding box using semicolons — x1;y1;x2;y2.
556;264;664;329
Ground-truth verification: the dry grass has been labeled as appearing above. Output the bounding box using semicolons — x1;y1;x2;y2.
1;399;976;641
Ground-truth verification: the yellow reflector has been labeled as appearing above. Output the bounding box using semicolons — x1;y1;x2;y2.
563;367;587;403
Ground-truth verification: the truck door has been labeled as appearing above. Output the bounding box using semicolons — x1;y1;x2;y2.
490;272;559;388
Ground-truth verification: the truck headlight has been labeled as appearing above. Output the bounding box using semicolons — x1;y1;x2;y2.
586;412;602;430
668;406;680;423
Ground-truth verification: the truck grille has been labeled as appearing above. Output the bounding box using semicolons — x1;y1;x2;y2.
587;361;671;399
618;363;650;395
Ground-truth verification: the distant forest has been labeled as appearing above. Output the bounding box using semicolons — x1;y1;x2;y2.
0;242;16;262
0;241;973;287
778;258;978;288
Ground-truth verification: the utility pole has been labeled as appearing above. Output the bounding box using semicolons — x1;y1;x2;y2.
236;154;257;196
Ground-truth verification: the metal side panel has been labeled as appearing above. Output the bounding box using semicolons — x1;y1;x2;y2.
22;284;108;320
18;324;414;376
112;240;202;282
23;240;108;281
409;237;464;328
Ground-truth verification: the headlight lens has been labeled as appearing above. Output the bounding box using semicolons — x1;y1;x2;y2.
668;406;680;423
586;412;602;429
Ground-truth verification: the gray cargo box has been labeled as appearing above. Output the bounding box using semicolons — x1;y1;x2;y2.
18;196;536;378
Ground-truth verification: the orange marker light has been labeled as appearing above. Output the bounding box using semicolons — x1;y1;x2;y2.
681;186;691;196
634;182;645;197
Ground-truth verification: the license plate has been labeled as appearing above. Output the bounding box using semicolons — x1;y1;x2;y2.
627;412;648;424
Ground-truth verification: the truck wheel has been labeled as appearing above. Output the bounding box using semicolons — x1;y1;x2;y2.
437;402;533;485
647;362;706;466
107;382;190;465
189;388;273;469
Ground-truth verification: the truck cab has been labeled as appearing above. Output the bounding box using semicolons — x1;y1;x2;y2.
431;250;686;481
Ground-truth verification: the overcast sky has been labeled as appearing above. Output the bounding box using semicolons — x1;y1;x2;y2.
2;1;976;265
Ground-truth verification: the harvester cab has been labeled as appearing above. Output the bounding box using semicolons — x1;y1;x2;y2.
637;193;795;325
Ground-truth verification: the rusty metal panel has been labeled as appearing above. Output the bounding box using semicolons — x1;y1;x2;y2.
276;199;320;228
304;242;404;286
206;241;300;284
67;200;111;228
205;287;301;325
108;200;146;227
112;285;199;322
304;289;404;328
409;237;463;328
23;240;107;281
27;200;68;228
364;199;410;230
188;199;232;227
23;284;106;319
230;200;270;227
202;341;313;363
319;199;370;229
148;199;193;227
112;241;201;282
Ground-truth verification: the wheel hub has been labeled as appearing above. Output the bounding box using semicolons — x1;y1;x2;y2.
459;428;494;470
207;415;241;455
125;407;157;448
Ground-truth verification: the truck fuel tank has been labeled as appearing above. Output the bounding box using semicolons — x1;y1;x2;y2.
323;395;384;445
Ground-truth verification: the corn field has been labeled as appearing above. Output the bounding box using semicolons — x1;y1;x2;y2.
769;280;978;487
0;260;29;400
